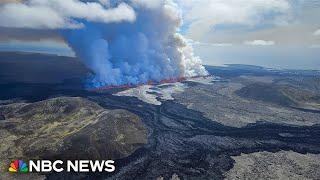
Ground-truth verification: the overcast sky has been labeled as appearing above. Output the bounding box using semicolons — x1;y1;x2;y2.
0;0;319;69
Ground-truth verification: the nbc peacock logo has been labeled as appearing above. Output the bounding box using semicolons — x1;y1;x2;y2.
8;160;29;173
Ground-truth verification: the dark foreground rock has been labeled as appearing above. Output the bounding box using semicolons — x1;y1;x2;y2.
225;151;320;180
0;97;147;180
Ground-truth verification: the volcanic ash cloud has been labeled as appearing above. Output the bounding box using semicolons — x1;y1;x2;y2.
0;0;208;87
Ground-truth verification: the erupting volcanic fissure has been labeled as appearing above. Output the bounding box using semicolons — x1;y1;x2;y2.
61;0;208;87
0;0;208;87
90;76;189;92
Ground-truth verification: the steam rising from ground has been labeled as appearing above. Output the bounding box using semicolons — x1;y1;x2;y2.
0;0;208;87
62;0;208;87
115;76;216;105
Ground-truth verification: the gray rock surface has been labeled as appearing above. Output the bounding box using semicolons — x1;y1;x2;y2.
174;78;320;127
225;151;320;180
0;97;147;180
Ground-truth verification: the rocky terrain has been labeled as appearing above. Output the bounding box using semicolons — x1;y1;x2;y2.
0;97;147;180
236;76;320;111
1;54;320;180
173;75;320;128
225;151;320;180
174;84;320;127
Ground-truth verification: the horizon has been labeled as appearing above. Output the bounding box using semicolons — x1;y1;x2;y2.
0;0;319;72
1;50;319;72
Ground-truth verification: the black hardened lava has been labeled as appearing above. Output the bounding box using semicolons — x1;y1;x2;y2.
65;93;320;180
9;85;318;180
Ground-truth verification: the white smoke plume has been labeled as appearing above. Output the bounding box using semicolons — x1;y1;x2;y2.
0;0;208;87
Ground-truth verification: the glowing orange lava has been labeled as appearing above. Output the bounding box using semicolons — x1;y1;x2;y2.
89;75;211;92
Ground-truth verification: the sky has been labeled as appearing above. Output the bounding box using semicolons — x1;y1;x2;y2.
0;0;319;70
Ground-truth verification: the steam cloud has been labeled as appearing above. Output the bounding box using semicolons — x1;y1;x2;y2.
0;0;208;87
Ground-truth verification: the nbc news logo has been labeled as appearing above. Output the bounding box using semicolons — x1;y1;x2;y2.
8;160;28;173
8;159;115;173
